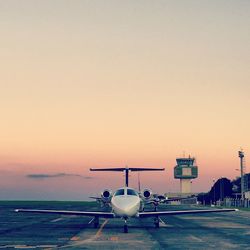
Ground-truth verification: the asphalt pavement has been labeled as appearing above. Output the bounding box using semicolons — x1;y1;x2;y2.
0;201;249;249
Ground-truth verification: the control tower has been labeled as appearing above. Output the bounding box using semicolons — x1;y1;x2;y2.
174;156;198;194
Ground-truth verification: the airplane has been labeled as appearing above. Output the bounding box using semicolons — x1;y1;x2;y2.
15;167;238;233
145;194;197;211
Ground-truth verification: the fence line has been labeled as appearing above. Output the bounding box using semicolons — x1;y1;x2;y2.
223;198;250;208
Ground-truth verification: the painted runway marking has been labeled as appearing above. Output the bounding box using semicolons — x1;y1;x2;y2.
70;236;80;241
159;217;173;227
159;217;167;227
88;217;95;224
51;217;64;222
94;219;108;239
110;236;119;241
0;245;58;249
14;246;34;249
189;235;203;243
60;219;110;248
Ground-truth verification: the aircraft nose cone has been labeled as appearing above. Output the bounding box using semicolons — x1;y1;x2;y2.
114;200;130;212
119;204;131;213
112;196;140;217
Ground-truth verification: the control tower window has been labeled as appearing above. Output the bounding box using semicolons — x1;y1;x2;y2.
182;168;192;176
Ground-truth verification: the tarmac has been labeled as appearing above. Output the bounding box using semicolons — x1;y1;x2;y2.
0;201;250;249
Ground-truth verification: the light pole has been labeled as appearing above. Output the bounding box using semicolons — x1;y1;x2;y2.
238;150;245;200
235;168;241;199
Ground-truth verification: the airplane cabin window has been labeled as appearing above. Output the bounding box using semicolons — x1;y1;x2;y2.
127;189;138;196
114;189;125;196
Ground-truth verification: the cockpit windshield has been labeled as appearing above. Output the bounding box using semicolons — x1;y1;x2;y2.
127;189;138;196
114;189;125;196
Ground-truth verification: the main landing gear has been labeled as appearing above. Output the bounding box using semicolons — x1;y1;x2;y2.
154;217;159;228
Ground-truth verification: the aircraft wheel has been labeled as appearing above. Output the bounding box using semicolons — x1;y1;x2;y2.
154;218;159;228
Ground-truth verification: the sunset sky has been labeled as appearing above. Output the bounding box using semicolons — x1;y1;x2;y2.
0;1;250;200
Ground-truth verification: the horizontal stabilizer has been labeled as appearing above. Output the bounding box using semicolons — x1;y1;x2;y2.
90;167;164;187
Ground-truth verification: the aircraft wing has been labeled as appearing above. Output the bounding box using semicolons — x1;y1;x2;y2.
15;209;115;218
163;197;195;202
139;208;238;218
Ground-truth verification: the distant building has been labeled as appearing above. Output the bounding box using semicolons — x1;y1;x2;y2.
245;191;250;199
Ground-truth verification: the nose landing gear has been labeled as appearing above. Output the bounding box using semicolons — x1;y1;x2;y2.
123;218;128;233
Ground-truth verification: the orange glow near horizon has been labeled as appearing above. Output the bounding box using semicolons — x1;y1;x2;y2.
0;1;250;200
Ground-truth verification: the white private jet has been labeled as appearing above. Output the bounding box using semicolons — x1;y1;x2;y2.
15;167;237;233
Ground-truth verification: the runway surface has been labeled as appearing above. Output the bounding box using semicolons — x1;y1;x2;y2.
0;201;250;249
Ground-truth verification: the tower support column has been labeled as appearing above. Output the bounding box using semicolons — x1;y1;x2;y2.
180;179;191;194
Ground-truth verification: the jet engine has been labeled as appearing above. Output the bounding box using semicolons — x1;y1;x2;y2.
101;189;112;201
142;188;153;200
